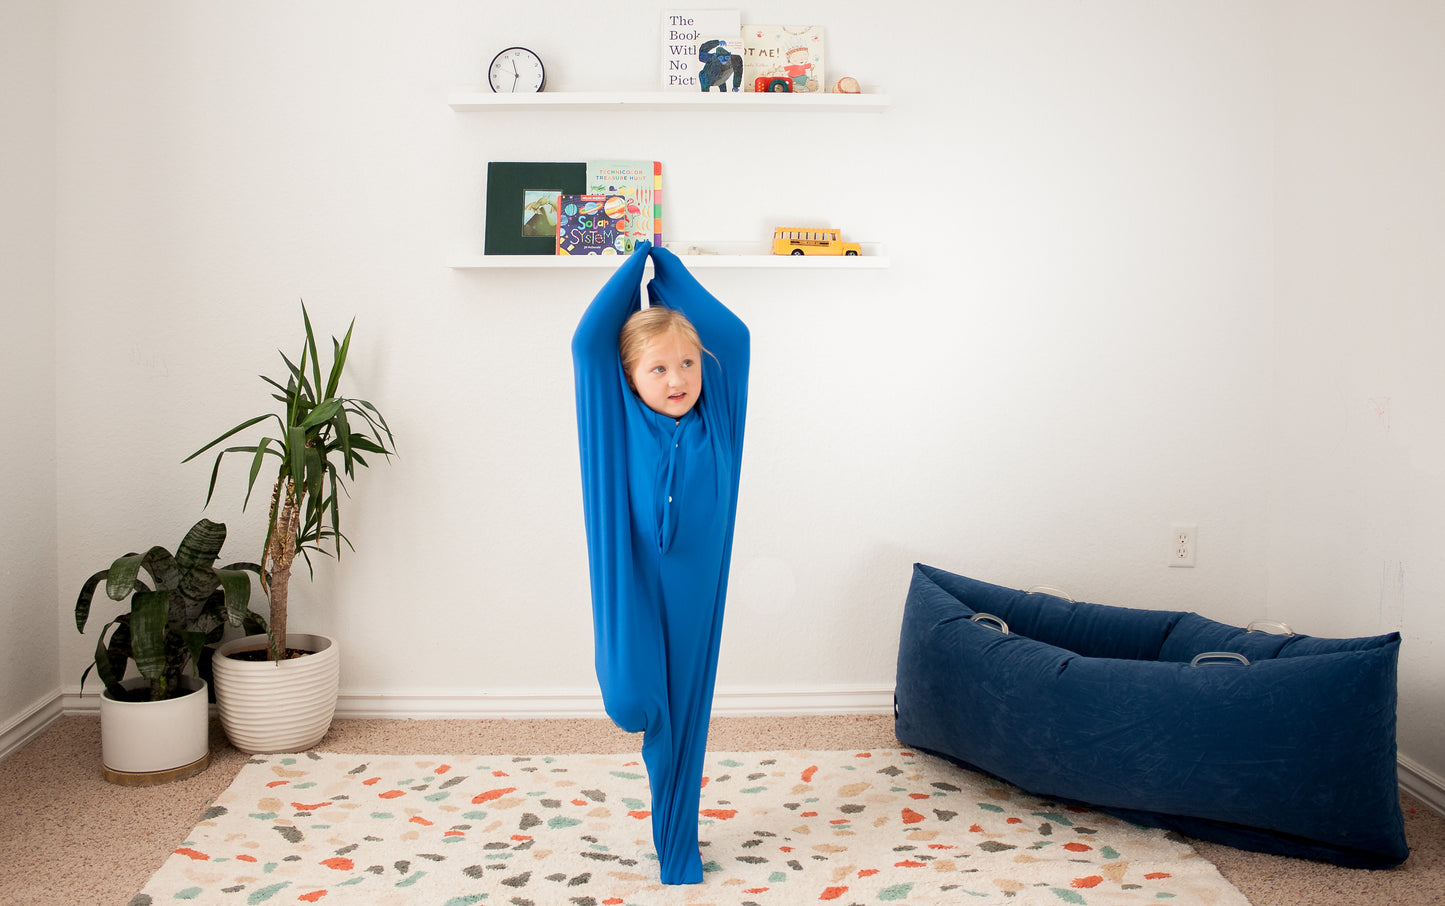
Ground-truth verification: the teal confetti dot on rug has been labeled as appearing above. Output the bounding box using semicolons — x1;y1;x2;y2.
372;813;394;819
396;871;427;888
1101;846;1121;859
173;888;202;900
1049;889;1087;904
769;871;787;883
443;897;487;906
611;771;645;780
426;792;450;802
245;881;291;904
249;812;277;820
978;803;1005;813
548;816;583;829
879;882;914;901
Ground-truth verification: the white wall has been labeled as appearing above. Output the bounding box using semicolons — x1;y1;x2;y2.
1270;0;1445;782
2;0;1435;783
0;0;60;751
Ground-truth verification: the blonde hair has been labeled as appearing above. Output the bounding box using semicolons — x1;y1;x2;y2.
619;307;709;390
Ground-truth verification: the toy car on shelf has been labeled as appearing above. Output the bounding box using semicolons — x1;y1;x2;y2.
755;76;793;93
771;227;861;256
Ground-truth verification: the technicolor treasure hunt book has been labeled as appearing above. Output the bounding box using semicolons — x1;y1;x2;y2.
742;24;825;93
587;160;662;249
556;195;630;255
662;9;742;92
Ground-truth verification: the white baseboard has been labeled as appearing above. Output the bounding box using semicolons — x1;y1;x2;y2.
0;690;64;762
334;685;897;719
59;685;895;720
1398;754;1445;818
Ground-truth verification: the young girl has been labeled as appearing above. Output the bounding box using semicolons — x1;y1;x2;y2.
572;240;750;884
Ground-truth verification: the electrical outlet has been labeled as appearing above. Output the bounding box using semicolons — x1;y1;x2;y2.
1169;523;1197;568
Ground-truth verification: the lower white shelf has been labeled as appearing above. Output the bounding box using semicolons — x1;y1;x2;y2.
449;242;889;270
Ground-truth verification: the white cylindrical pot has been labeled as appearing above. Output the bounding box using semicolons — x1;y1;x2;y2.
100;675;210;781
212;633;340;754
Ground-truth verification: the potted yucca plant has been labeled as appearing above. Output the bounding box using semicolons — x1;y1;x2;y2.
185;302;395;753
75;518;264;783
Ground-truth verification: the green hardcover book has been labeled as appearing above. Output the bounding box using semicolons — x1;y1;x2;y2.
484;161;587;255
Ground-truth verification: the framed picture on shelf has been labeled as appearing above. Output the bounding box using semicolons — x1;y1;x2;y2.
484;161;586;255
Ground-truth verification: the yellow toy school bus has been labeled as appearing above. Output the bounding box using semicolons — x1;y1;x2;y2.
771;228;861;257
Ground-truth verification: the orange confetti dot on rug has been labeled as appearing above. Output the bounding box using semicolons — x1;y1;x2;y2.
1006;817;1023;824
895;859;926;869
362;777;379;786
744;889;769;895
291;802;330;811
510;835;532;842
854;753;873;758
901;808;926;824
378;790;406;799
444;831;465;838
857;869;879;878
1144;872;1172;880
235;855;257;863
801;811;818;818
435;765;450;774
174;848;209;861
780;846;793;853
320;857;353;871
829;819;850;825
909;793;930;800
472;787;518;804
1072;875;1104;889
969;823;983;833
265;781;289;788
927;844;956;850
572;799;589;806
604;899;626;905
409;816;433;826
701;776;710;787
628;810;651;819
298;891;327;903
1063;842;1092;852
820;886;850;899
700;808;737;820
802;765;819;782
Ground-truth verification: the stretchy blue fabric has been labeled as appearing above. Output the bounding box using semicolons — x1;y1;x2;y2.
571;241;749;884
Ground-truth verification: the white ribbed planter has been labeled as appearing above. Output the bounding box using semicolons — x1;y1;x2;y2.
212;633;340;754
100;675;210;785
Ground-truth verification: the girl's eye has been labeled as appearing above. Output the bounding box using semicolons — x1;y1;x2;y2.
651;365;666;374
682;359;695;368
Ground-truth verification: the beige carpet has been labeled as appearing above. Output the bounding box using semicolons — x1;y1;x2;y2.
1;714;1442;905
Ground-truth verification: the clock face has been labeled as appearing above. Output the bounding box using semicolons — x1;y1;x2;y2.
489;47;545;93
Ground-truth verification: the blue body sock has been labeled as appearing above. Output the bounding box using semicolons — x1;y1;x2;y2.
571;241;750;884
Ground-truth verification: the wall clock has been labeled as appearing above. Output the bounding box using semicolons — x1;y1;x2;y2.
489;46;546;93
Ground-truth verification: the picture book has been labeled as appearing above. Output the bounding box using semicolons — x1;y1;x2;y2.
662;9;742;92
484;161;586;255
586;160;662;247
556;195;630;255
742;24;825;93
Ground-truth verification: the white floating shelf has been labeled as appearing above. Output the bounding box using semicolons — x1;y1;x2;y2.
448;90;890;113
449;242;889;270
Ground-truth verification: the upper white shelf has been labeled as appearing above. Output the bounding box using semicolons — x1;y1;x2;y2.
448;90;891;114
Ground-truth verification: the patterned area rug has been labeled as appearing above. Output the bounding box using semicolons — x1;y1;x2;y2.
132;749;1250;905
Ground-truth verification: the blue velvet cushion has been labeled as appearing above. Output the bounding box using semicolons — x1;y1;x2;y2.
895;562;1407;868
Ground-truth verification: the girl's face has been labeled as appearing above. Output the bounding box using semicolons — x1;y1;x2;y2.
630;329;702;419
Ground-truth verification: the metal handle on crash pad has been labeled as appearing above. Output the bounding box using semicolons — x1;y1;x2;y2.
1025;585;1075;602
1190;651;1251;667
1246;620;1295;636
970;613;1010;635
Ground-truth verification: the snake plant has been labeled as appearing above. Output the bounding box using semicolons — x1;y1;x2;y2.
75;518;266;701
184;303;395;661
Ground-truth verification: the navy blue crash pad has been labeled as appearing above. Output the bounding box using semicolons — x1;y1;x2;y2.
894;563;1407;868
